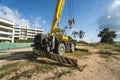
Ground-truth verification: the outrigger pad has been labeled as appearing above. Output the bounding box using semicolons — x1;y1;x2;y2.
33;48;78;67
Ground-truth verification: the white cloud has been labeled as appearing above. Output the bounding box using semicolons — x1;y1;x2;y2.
0;5;47;28
32;17;47;28
98;0;120;32
33;17;41;28
42;20;46;24
106;16;111;19
0;5;30;27
109;0;120;11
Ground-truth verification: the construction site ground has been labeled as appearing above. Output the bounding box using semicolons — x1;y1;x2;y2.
0;45;120;80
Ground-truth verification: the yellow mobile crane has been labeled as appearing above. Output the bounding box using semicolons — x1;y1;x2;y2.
32;0;77;66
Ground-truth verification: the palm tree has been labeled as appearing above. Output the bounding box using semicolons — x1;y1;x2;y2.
72;31;78;39
64;26;68;30
79;30;85;40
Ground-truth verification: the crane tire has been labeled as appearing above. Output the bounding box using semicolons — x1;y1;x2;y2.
45;46;50;53
70;44;75;52
57;43;65;55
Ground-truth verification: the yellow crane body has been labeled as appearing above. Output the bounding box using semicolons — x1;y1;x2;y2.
32;0;77;67
50;0;68;42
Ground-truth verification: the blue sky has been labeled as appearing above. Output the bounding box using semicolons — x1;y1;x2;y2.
0;0;120;42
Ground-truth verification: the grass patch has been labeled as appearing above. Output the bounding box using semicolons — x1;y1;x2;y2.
100;54;111;58
8;59;57;80
65;51;91;58
0;54;13;59
10;64;56;80
89;43;120;52
0;59;57;80
9;68;36;80
77;43;89;46
46;69;72;80
56;69;72;78
111;55;120;60
0;62;20;78
113;47;120;52
100;53;120;60
94;44;114;50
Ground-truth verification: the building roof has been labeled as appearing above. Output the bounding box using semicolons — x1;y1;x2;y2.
0;17;15;26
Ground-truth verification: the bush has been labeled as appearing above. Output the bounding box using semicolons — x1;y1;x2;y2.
77;41;88;44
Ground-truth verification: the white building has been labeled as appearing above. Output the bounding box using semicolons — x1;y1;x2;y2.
0;17;44;42
14;26;44;40
0;17;15;43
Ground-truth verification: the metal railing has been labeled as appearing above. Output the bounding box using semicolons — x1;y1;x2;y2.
0;43;32;50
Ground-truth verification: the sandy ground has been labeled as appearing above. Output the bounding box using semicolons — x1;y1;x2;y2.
0;48;33;54
62;54;120;80
0;47;120;80
0;48;33;66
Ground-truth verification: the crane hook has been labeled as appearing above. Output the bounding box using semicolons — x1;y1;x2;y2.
68;18;75;29
68;19;72;29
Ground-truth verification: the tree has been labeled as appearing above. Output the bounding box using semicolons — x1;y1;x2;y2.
79;30;85;40
72;31;78;39
98;28;117;44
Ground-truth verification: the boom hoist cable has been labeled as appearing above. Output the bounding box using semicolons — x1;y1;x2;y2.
67;0;75;29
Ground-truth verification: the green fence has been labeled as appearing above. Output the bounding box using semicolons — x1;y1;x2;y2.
0;43;33;50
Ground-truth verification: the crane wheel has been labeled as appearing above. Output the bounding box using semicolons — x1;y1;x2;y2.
70;44;75;52
45;46;50;53
57;43;65;55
